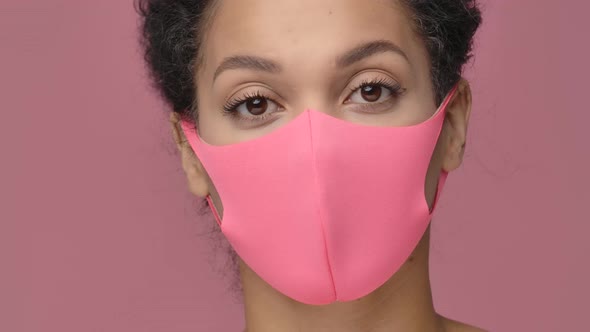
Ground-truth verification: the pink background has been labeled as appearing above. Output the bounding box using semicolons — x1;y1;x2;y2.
2;1;588;331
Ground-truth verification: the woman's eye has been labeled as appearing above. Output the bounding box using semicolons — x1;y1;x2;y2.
348;84;393;104
234;97;280;118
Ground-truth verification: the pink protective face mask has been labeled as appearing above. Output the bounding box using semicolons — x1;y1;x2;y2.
180;85;458;305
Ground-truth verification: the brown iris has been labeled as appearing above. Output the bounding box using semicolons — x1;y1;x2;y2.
246;97;268;115
360;85;382;102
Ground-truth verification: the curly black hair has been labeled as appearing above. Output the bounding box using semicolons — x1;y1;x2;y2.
136;0;482;121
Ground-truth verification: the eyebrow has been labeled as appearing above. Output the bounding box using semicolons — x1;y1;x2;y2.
213;55;281;81
336;40;409;68
212;40;409;82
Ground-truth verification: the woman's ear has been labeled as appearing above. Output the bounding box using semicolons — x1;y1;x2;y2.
169;112;210;198
441;78;472;172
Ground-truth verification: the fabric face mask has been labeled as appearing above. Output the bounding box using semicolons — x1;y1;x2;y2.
180;85;458;305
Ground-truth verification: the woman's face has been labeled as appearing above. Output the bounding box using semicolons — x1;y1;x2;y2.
180;0;470;216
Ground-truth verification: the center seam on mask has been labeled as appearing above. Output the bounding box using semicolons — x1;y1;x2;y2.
307;111;337;300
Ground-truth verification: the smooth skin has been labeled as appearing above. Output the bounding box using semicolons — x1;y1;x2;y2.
169;0;485;331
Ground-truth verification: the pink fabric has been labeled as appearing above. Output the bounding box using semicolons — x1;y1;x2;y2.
180;86;456;304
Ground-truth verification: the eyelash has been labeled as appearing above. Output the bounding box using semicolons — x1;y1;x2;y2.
348;77;403;98
222;91;277;114
222;78;404;121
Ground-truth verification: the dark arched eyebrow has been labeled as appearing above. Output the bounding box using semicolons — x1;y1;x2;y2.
212;40;409;82
336;40;409;68
213;55;281;82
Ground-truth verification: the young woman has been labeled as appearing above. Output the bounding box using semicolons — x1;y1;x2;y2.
137;0;483;331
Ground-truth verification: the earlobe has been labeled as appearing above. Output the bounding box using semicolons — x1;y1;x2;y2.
441;78;472;173
169;112;211;198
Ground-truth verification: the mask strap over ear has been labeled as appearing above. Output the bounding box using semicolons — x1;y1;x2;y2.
437;83;459;113
206;195;223;227
428;83;459;216
429;170;448;215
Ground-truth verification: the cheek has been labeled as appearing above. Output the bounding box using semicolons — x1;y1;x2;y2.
194;88;236;145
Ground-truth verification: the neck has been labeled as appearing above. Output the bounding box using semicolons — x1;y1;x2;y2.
240;228;445;332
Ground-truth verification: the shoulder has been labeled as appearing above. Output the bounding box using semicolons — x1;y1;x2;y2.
441;315;488;332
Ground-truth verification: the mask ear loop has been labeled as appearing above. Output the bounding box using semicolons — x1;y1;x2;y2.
180;118;224;228
429;171;448;215
428;83;459;216
206;195;223;227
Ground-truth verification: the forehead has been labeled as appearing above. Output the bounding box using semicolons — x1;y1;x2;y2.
201;0;424;70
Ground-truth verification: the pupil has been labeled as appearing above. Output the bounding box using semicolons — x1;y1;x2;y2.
247;98;267;115
361;85;381;102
